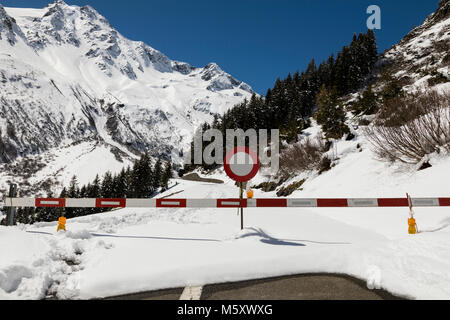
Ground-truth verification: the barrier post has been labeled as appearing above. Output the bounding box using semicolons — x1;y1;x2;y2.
6;184;17;226
57;200;67;232
240;182;244;230
407;193;418;234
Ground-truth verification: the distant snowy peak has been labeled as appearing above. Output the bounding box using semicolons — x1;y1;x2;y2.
0;1;255;194
5;1;253;93
0;4;26;45
201;62;252;93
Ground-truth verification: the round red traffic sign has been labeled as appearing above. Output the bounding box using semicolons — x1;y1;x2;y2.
224;147;260;183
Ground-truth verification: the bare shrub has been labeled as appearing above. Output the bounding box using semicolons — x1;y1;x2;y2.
276;179;306;197
253;181;278;192
278;137;325;178
318;156;332;174
364;91;450;163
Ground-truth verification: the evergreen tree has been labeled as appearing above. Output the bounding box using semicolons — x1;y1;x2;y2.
316;85;350;140
161;160;173;191
380;73;404;103
112;168;128;198
87;175;101;214
60;187;67;198
68;176;79;198
130;153;155;198
125;166;133;198
66;175;80;218
351;85;378;115
16;207;35;225
364;29;379;73
185;29;379;172
89;175;101;198
153;158;163;191
36;192;58;222
101;171;114;198
79;185;87;198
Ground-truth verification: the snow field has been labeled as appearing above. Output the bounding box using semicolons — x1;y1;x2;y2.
1;178;450;300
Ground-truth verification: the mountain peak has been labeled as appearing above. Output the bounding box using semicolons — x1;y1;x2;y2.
48;0;69;7
0;4;25;45
201;62;224;79
431;0;449;23
0;1;255;177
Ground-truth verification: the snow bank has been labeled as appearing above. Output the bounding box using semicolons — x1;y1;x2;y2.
1;176;450;300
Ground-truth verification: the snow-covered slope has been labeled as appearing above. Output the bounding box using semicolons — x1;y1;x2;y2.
381;0;449;92
0;1;253;195
1;175;450;300
1;2;450;301
238;1;450;204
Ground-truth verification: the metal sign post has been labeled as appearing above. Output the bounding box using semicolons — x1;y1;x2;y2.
239;182;244;230
6;184;17;226
224;147;260;230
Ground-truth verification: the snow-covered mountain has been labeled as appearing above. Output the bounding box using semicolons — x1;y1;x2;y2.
0;1;253;195
380;0;449;92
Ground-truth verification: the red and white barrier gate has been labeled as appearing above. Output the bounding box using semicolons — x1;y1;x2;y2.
3;197;450;208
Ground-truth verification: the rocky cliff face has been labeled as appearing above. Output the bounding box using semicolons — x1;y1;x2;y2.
380;0;449;90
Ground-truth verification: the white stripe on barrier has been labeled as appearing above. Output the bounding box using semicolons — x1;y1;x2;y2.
66;199;96;208
287;199;317;207
348;198;379;207
161;201;180;206
101;201;122;206
126;199;157;208
4;198;35;207
40;201;61;205
221;201;241;206
247;199;257;208
411;198;440;207
186;199;216;208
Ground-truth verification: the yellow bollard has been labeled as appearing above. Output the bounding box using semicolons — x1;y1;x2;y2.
246;189;254;199
408;218;417;234
57;217;67;232
406;193;418;234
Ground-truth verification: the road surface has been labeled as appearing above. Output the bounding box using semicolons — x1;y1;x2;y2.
105;274;404;300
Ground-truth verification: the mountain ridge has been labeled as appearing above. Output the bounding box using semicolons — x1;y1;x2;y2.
0;1;255;195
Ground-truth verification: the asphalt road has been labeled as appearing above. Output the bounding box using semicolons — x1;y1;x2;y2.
105;274;404;300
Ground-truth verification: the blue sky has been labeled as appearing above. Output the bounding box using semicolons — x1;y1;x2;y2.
1;0;441;94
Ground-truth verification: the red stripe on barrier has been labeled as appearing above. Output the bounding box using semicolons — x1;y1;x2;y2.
95;198;126;208
257;199;287;208
156;199;187;208
35;198;66;208
217;199;247;208
439;198;450;206
317;199;348;207
377;198;408;207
